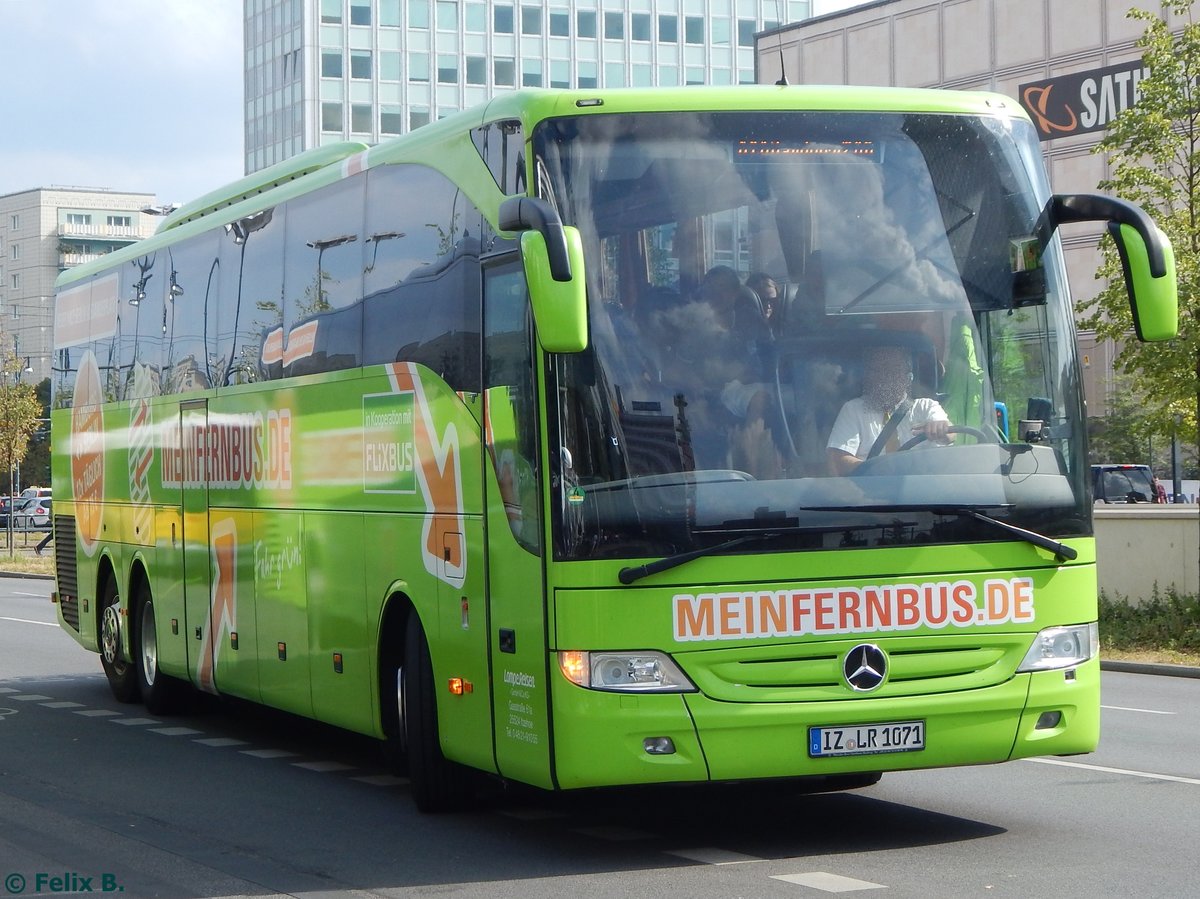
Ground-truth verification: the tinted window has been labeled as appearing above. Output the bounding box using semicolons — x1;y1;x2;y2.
471;120;526;195
164;231;222;393
217;206;285;385
362;164;482;393
116;249;165;399
280;175;366;377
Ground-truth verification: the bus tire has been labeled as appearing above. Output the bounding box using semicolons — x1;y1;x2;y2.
99;575;139;704
133;583;184;716
403;616;471;813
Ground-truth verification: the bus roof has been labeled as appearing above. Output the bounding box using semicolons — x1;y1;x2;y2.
55;85;1030;291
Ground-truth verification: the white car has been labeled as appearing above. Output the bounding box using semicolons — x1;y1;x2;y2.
11;496;51;530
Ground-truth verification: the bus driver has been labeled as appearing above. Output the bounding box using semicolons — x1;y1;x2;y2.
826;345;950;476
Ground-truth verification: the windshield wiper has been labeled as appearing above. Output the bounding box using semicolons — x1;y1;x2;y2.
619;534;766;585
616;505;1077;585
935;507;1078;562
791;503;1077;562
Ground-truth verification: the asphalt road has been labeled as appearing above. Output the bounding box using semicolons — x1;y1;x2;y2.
1;576;1197;898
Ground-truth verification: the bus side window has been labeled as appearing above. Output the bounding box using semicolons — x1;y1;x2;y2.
362;163;482;393
280;174;366;377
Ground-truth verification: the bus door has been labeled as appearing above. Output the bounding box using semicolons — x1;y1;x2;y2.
179;401;216;691
482;260;554;789
179;400;257;699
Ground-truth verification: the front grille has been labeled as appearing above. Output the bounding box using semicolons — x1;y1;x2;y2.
52;515;80;631
680;633;1032;702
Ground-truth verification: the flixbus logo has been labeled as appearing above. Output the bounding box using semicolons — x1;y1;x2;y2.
363;391;416;493
673;578;1035;642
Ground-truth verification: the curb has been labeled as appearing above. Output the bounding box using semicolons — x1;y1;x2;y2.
1100;659;1200;679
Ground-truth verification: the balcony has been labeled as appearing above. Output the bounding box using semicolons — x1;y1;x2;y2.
59;222;154;240
59;252;106;267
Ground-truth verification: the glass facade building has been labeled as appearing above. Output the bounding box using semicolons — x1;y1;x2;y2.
244;0;814;173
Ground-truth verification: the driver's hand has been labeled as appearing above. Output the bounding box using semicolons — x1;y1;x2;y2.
917;419;951;443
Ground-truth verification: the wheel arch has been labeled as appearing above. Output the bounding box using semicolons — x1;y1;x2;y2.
377;589;417;742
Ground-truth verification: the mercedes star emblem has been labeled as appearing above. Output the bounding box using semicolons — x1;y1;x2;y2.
843;643;888;692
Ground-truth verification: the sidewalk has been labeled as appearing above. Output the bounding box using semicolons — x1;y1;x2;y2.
0;532;55;580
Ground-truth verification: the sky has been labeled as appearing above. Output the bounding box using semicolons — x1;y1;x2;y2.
0;0;869;207
0;0;244;206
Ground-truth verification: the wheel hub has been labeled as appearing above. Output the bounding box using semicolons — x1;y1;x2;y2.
101;604;121;666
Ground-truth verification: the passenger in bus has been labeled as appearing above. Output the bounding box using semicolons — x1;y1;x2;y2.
651;266;786;476
826;345;950;475
746;272;781;336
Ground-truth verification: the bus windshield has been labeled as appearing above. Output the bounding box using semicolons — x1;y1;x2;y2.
534;109;1088;562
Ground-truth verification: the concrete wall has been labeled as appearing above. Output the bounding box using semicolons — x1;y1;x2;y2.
1094;506;1199;602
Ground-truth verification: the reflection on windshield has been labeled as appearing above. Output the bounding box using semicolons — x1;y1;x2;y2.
534;110;1089;561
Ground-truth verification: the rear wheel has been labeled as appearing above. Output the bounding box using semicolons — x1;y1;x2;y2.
403;617;471;812
134;585;184;715
99;576;138;704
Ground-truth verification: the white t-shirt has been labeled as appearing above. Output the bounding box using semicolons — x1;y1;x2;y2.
826;396;949;461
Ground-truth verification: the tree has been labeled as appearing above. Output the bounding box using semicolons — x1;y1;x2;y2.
0;348;44;553
20;378;52;489
1077;1;1200;457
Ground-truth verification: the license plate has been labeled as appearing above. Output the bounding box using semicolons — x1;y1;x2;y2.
808;720;925;758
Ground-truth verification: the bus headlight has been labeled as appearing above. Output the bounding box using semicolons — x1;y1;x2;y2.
558;650;696;692
1017;623;1099;672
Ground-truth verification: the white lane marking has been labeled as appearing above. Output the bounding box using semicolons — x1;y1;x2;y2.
193;737;249;748
40;701;84;709
771;872;887;891
0;616;56;627
1024;757;1200;785
74;709;121;718
498;807;567;821
668;848;763;865
1101;705;1175;715
240;748;298;759
292;760;354;772
9;694;53;701
352;774;408;786
0;687;17;694
573;825;656;841
111;717;160;726
149;726;203;736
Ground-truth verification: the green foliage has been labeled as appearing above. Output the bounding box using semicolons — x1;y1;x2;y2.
1077;1;1200;447
1099;586;1200;653
0;349;43;492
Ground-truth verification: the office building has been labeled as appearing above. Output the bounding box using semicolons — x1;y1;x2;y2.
756;0;1177;418
0;188;156;383
244;0;817;173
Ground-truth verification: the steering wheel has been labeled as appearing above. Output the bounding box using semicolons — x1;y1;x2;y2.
897;425;991;452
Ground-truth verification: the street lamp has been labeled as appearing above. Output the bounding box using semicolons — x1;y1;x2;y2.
140;203;181;217
305;235;358;307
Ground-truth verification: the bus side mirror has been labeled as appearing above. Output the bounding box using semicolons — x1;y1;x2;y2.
1045;193;1178;342
499;197;588;353
520;228;588;353
1108;221;1177;342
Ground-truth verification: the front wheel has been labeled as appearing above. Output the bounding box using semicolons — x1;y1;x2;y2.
99;576;138;704
403;617;472;812
134;586;184;715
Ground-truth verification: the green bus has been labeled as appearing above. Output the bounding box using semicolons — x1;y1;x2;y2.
51;87;1176;812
